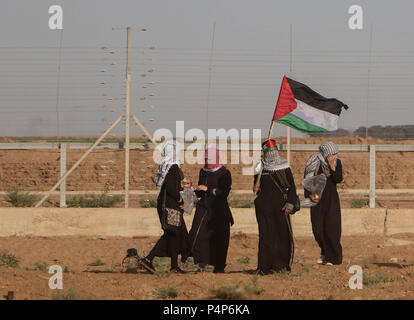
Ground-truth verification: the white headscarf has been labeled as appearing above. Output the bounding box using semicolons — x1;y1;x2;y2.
304;141;338;178
155;140;183;192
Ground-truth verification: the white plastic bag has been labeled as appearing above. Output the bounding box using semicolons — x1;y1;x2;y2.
301;174;327;208
180;187;197;214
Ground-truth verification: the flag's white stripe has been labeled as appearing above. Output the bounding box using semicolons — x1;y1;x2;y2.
291;99;339;131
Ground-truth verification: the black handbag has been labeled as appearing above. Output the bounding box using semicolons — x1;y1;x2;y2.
160;188;182;231
269;173;300;215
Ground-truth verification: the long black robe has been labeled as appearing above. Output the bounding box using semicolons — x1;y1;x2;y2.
188;166;234;269
148;164;190;267
254;167;297;273
305;159;343;265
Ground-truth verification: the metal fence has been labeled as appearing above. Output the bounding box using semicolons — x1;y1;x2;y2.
1;142;414;209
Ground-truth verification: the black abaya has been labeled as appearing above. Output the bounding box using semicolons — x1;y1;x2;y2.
188;167;234;270
254;167;297;273
305;159;343;265
147;164;190;268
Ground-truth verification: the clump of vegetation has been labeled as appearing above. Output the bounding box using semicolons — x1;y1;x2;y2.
244;275;261;296
67;193;122;208
63;266;69;273
228;200;254;208
237;256;250;265
139;199;157;208
34;262;47;271
349;198;368;208
273;268;290;279
153;285;179;299
6;189;38;207
210;283;246;300
0;251;20;268
363;272;393;286
88;258;105;266
51;287;96;300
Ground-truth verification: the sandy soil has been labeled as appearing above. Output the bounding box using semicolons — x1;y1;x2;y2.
0;233;413;300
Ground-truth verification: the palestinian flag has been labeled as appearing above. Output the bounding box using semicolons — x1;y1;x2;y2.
272;76;348;132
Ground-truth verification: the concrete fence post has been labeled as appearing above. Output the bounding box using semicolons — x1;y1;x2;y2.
369;144;376;208
60;143;67;208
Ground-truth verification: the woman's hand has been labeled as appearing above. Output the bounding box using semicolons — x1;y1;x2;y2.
253;185;259;194
283;208;292;215
309;194;320;203
196;185;208;192
327;154;336;171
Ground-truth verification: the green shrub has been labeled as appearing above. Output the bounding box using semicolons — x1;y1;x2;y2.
6;189;38;207
88;258;105;266
0;251;20;268
34;262;47;271
244;275;261;295
153;285;178;299
51;287;95;300
363;272;393;286
349;199;368;208
237;256;250;264
51;287;78;300
139;199;157;208
67;193;122;208
210;283;246;300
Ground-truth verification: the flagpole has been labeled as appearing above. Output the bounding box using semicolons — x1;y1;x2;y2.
286;23;293;164
253;76;286;194
205;22;216;146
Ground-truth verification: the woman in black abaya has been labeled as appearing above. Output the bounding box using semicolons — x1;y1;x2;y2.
253;139;297;274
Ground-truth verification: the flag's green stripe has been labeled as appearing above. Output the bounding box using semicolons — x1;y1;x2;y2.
275;113;328;133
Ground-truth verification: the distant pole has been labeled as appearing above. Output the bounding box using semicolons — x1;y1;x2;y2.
206;22;216;144
55;28;63;138
287;24;293;163
125;27;131;208
365;24;373;139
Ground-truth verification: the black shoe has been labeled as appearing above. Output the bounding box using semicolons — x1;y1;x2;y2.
140;257;156;274
170;267;187;274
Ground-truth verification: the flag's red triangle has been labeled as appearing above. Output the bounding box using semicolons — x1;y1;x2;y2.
272;76;298;121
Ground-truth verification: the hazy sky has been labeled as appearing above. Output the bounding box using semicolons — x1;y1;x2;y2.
1;0;413;138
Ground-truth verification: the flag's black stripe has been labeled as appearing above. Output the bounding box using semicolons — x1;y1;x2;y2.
286;77;348;116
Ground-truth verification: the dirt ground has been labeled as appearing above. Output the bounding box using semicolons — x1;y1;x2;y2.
1;233;413;300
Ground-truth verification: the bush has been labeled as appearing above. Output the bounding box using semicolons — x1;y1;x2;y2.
153;285;179;299
237;256;250;264
51;287;95;300
6;189;38;207
349;199;368;208
363;272;393;286
67;193;122;208
210;283;246;300
139;199;157;208
0;251;20;268
88;258;105;266
34;262;47;271
244;275;261;296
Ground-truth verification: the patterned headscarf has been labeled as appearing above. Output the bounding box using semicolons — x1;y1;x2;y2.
155;140;183;192
258;139;290;173
203;148;223;172
305;141;338;178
